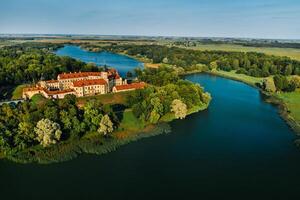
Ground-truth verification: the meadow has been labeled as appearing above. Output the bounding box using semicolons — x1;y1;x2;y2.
183;44;300;61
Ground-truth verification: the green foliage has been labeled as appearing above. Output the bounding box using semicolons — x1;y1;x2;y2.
0;94;113;154
135;66;179;86
171;99;188;119
273;75;296;92
0;43;100;95
263;78;276;92
34;118;62;147
102;44;300;77
128;68;210;123
98;115;114;135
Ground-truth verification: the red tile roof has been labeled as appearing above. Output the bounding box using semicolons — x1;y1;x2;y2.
114;82;145;91
46;80;59;83
47;89;75;95
23;87;75;95
58;72;102;80
23;87;44;92
72;79;107;87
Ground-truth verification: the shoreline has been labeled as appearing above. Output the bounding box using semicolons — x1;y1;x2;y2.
5;123;171;164
204;70;300;136
80;46;300;136
4;102;211;164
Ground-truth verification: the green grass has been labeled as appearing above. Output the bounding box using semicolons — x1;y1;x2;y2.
31;94;48;106
11;84;28;99
77;91;133;106
183;44;300;61
119;109;145;130
207;70;266;87
276;91;300;123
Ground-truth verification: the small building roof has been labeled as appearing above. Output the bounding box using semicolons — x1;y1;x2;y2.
114;82;145;91
47;89;75;95
58;72;102;80
46;80;59;83
72;79;107;87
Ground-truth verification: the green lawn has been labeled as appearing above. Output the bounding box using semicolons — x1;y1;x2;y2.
31;94;48;107
12;84;28;99
276;91;300;123
119;109;145;131
77;91;134;106
207;70;266;87
183;44;300;61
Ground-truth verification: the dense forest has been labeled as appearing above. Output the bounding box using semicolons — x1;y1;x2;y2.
128;67;211;123
0;43;100;87
0;94;118;155
101;44;300;77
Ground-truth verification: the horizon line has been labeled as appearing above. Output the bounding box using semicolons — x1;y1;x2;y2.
0;33;300;41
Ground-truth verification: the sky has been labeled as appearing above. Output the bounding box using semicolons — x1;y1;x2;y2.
0;0;299;39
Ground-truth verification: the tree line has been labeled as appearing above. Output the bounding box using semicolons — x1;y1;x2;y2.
0;95;115;154
0;43;100;87
100;44;300;77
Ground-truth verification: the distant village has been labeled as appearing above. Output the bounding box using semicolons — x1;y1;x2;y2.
22;68;145;99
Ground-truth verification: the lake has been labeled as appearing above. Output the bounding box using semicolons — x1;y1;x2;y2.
55;45;143;77
1;51;300;200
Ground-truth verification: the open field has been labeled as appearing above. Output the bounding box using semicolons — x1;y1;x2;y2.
0;39;27;47
207;69;266;87
276;91;300;125
181;44;300;61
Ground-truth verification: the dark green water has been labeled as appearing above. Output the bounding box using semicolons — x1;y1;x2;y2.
1;52;300;199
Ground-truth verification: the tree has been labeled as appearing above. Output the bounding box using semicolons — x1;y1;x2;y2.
171;99;187;119
263;78;276;92
232;59;240;69
149;110;160;124
126;71;133;78
209;61;218;70
83;101;103;131
291;76;300;88
201;92;212;104
162;57;169;64
98;115;114;136
284;64;293;76
34;118;62;147
274;75;289;91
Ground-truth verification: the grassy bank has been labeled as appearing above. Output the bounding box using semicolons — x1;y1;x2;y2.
206;69;265;87
11;84;28;99
3;101;210;164
183;44;300;61
273;91;300;134
5;109;171;164
77;91;133;106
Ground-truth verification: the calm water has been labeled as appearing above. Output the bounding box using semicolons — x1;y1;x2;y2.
1;57;300;199
55;45;144;77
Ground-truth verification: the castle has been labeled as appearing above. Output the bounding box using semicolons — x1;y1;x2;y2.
22;69;145;99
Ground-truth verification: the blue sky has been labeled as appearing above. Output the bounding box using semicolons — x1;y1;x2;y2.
0;0;299;39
